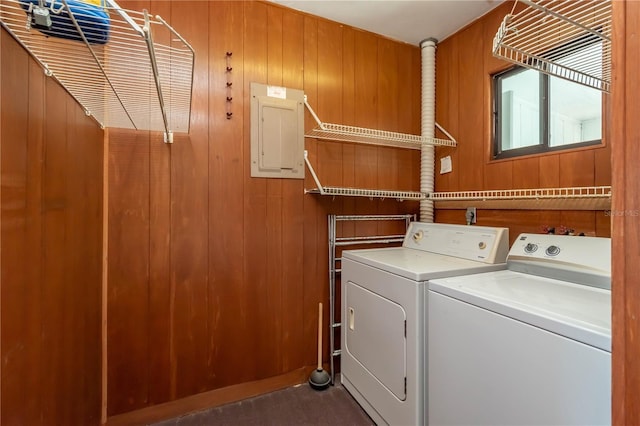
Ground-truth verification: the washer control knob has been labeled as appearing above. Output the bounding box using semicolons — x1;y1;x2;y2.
545;245;560;256
478;241;486;249
524;243;538;253
412;230;423;242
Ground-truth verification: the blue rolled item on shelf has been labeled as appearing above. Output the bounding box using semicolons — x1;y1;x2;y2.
21;0;110;45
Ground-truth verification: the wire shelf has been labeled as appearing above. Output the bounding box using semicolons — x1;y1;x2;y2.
305;186;426;201
303;150;425;201
305;124;456;150
428;186;611;201
428;186;611;210
493;0;611;93
304;97;456;149
0;0;194;140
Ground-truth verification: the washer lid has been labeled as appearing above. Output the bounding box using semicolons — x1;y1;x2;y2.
342;247;506;281
429;270;611;352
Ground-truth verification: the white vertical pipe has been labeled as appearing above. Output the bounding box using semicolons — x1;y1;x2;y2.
420;38;437;222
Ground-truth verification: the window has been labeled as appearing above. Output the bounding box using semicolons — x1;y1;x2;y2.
492;43;603;159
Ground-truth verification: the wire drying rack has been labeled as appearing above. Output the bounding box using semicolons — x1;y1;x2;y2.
327;214;415;384
493;0;611;93
0;0;194;142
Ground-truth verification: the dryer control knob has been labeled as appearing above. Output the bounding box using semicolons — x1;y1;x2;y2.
545;245;560;256
524;243;538;253
478;241;486;249
412;230;423;242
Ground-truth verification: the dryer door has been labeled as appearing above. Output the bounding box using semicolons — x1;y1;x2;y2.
345;281;407;400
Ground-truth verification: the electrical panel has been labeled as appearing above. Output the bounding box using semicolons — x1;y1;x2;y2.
250;83;305;179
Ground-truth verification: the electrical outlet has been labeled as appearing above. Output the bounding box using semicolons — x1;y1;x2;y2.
466;207;477;224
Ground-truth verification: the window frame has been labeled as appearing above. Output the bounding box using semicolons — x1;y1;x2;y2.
492;66;603;160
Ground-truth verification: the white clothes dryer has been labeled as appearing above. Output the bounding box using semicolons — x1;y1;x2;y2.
341;222;510;426
428;233;611;426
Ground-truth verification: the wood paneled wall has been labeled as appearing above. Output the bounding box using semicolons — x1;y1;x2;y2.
434;2;612;243
0;31;104;425
611;1;640;424
107;0;421;416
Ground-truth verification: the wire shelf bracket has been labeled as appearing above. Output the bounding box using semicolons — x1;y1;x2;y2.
0;0;195;143
304;96;456;149
492;0;611;93
303;150;426;201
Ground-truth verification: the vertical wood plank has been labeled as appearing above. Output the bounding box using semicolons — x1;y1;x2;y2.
23;56;45;426
170;1;211;399
208;0;249;389
280;6;305;373
265;3;284;375
40;79;70;423
484;161;512;190
317;20;344;188
353;31;378;236
107;129;150;415
1;32;31;425
76;104;103;425
512;157;540;189
341;27;356;237
594;144;612;186
558;150;595;187
105;0;152;414
457;22;484;191
0;26;2;426
144;0;173;407
435;36;458;193
539;154;560;188
612;2;640;424
377;38;400;234
302;14;320;368
243;0;271;378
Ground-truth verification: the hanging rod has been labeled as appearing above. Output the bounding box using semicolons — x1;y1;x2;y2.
493;0;611;93
0;0;195;142
304;96;456;149
303;151;425;201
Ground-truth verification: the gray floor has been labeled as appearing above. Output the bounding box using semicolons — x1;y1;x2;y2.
153;381;374;426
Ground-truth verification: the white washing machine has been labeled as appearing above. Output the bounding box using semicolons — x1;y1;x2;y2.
341;222;510;426
428;233;611;426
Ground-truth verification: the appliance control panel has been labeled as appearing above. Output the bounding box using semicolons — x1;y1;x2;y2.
402;222;509;264
508;233;611;282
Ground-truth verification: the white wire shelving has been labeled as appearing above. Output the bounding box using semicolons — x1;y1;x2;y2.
0;0;194;142
304;97;457;150
304;143;612;208
303;150;426;201
493;0;611;93
428;186;612;210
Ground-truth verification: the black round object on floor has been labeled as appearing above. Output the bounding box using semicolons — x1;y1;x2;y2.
309;368;331;390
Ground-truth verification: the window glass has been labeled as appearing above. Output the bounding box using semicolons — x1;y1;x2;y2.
493;45;602;160
549;43;602;147
499;69;540;152
549;76;602;146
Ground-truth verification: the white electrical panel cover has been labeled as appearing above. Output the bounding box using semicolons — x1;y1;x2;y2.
250;82;305;179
